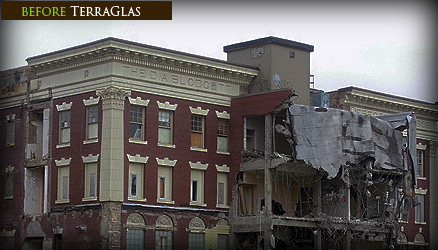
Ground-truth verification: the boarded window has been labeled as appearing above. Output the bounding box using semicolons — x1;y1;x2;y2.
159;177;166;199
191;115;204;148
217;182;225;205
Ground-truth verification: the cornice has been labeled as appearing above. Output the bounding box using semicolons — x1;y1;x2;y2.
344;90;438;119
28;43;258;86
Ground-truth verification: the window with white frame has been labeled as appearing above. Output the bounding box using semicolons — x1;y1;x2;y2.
129;163;144;200
415;194;425;223
130;105;144;140
189;161;208;206
217;173;228;207
187;217;206;250
191;115;204;148
416;149;425;178
158;110;173;145
84;163;97;199
86;105;98;140
55;158;71;203
59;111;71;144
157;166;173;202
217;119;229;153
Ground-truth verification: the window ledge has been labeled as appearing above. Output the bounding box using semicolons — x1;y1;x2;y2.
157;199;175;205
190;202;207;207
82;197;98;202
415;221;426;225
417;177;426;181
216;150;230;155
216;204;230;209
129;139;148;145
83;139;98;144
55;199;70;204
190;147;207;153
6;143;14;147
4;196;13;200
158;143;176;149
398;220;408;224
56;143;71;149
128;197;147;202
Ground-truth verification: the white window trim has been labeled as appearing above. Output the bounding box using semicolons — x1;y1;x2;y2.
129;97;150;106
156;158;176;204
215;164;229;173
215;110;230;119
55;157;72;167
189;161;209;171
156;157;177;167
83;96;100;106
81;154;100;163
157;101;178;111
56;102;72;112
158;109;175;147
189;106;209;116
127;154;149;164
128;162;146;202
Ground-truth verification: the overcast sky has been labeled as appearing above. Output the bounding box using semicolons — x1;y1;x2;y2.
1;1;437;103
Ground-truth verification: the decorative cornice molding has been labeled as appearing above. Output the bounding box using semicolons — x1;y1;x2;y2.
189;106;209;116
97;86;130;110
156;157;177;167
215;110;230;119
128;97;150;106
344;91;438;118
215;164;230;173
127;154;149;164
56;102;72;112
28;45;258;85
189;161;209;170
55;157;72;167
83;96;100;106
81;154;100;163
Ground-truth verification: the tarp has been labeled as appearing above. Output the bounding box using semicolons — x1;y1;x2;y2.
288;105;413;179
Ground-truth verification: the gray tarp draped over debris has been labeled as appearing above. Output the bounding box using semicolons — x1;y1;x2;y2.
288;105;415;179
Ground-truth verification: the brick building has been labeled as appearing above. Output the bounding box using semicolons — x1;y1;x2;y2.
0;36;315;250
328;87;438;250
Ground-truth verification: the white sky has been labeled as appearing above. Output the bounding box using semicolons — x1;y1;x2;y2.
0;1;436;102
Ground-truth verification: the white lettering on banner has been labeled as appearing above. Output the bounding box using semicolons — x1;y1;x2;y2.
120;65;234;95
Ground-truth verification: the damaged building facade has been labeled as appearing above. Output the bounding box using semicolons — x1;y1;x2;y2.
0;36;436;250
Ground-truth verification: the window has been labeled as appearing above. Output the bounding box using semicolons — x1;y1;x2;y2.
189;162;208;206
188;233;204;250
86;105;98;140
296;187;313;217
217;119;229;152
155;230;172;250
158;110;173;145
191;115;204;148
217;172;228;207
415;194;425;223
6;114;15;146
130;105;144;140
57;166;69;202
192;180;198;202
157;165;173;203
218;234;228;250
84;163;97;199
129;163;144;200
59;111;71;144
416;149;424;178
4;166;15;199
398;197;409;222
127;229;144;250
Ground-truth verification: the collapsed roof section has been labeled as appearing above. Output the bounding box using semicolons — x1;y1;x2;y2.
288;105;416;179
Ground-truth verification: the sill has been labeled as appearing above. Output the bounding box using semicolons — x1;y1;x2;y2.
415;221;426;225
4;196;13;200
129;139;148;145
398;220;408;224
158;143;176;149
128;197;147;202
6;143;14;147
190;201;207;207
216;204;230;209
56;143;71;149
83;139;98;144
190;147;207;153
417;177;426;181
157;199;175;205
55;199;70;204
216;150;230;155
82;197;98;202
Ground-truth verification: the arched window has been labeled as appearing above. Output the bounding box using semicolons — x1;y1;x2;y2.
126;213;146;250
396;232;408;250
413;233;426;250
155;214;174;250
188;217;206;250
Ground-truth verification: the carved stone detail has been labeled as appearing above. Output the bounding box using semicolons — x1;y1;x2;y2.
97;86;130;110
127;213;145;226
156;214;173;230
188;217;205;230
